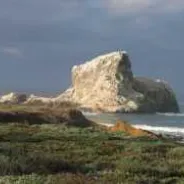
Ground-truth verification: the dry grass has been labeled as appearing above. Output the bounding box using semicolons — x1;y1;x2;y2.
109;121;159;138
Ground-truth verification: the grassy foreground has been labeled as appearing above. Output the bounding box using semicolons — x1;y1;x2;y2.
0;105;183;183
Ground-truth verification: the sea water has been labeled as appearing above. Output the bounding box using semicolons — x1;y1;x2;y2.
85;103;184;141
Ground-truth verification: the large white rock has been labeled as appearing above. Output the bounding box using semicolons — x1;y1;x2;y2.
57;51;179;113
5;51;179;113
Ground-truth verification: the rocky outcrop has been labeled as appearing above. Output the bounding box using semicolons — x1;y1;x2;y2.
0;93;27;104
1;51;179;113
132;77;179;113
56;51;179;113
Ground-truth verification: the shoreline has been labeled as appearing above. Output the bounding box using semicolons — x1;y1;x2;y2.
86;115;184;143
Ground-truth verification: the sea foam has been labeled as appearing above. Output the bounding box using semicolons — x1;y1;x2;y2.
133;124;184;135
156;112;184;117
82;111;99;116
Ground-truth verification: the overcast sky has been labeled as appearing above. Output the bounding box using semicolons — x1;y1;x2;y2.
0;0;184;96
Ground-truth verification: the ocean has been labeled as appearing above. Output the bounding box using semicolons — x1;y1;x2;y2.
85;102;184;141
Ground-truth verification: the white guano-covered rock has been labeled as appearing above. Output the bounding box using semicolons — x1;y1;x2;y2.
2;51;179;113
57;51;179;113
0;93;27;104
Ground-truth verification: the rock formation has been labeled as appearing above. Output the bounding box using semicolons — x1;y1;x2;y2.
132;77;179;112
56;51;179;113
1;51;179;113
0;93;27;104
25;94;53;105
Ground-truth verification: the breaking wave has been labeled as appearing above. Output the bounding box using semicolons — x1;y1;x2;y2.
82;111;99;116
156;113;184;117
133;124;184;135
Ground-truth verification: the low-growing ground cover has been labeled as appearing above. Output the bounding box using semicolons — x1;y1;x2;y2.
0;105;183;184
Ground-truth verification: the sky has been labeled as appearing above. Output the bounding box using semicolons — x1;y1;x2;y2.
0;0;184;97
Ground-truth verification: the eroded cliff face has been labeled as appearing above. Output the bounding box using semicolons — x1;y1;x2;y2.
70;51;140;111
56;52;140;112
56;51;179;113
132;77;179;113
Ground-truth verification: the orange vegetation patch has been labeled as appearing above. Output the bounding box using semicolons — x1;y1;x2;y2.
109;121;158;138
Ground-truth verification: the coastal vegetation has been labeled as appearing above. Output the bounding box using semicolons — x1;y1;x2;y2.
0;104;183;183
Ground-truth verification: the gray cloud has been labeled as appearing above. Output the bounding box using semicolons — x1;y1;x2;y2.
0;0;96;23
0;46;23;57
0;0;184;24
105;0;184;15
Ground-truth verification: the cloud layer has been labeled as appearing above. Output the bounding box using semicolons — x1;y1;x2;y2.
106;0;184;15
0;0;183;93
0;47;23;57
